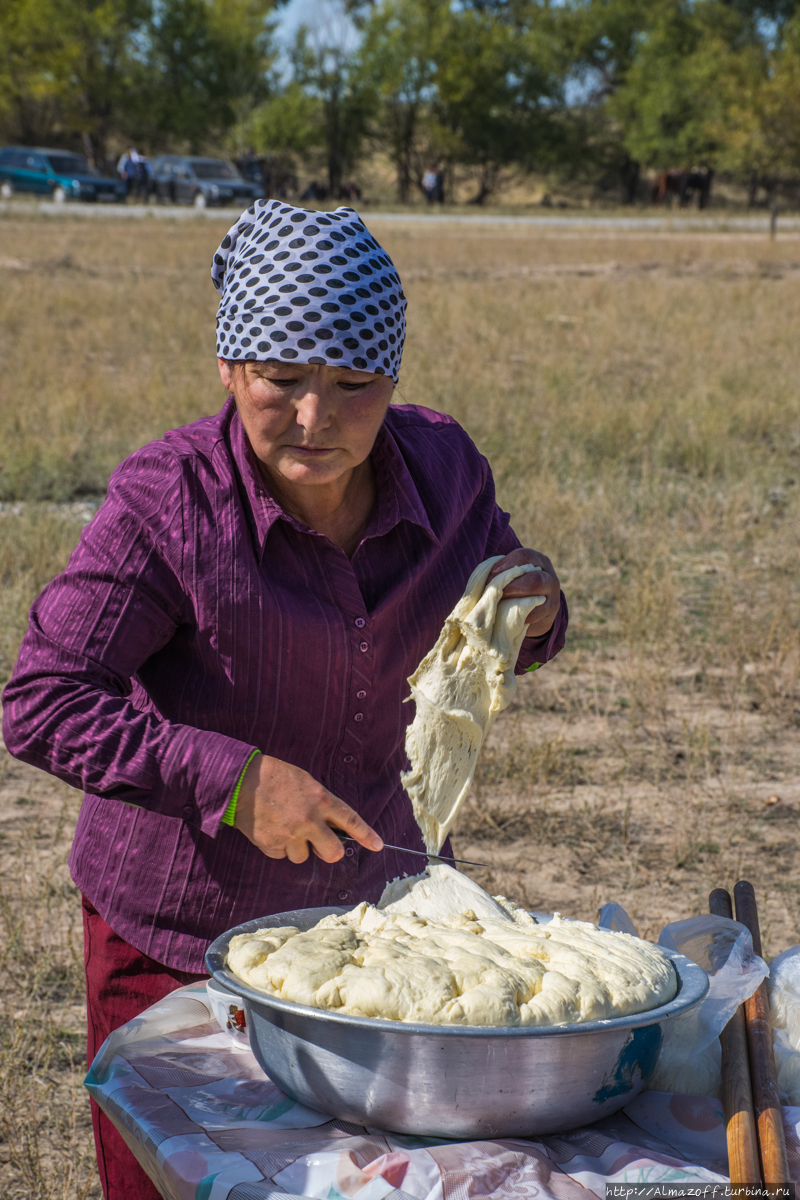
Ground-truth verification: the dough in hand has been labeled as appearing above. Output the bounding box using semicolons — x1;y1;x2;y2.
401;556;545;854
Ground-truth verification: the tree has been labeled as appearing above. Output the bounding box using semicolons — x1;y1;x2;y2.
253;18;373;196
720;0;800;25
608;2;742;170
250;82;321;157
0;0;69;147
0;0;148;165
541;0;667;201
709;16;800;207
130;0;279;153
357;0;442;202
298;32;373;195
432;5;566;202
561;0;660;99
556;0;791;200
0;0;281;164
357;0;568;204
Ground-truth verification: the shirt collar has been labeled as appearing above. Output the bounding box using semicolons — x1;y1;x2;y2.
228;402;438;557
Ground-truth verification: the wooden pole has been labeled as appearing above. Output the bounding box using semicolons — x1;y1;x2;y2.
709;887;761;1186
733;880;791;1191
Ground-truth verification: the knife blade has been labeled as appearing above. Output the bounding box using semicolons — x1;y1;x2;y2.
334;831;489;869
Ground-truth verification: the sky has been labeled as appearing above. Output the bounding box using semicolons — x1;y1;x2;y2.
274;0;359;55
275;0;322;41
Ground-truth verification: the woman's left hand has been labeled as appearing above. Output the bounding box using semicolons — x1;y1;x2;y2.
488;547;561;639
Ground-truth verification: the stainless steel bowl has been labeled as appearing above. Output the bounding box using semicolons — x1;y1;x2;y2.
206;906;708;1139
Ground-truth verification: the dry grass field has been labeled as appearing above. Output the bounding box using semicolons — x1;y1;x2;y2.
1;208;800;1197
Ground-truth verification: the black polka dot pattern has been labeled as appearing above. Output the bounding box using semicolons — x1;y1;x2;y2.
211;202;406;382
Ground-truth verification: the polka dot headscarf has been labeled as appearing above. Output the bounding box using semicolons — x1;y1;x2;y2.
211;200;407;381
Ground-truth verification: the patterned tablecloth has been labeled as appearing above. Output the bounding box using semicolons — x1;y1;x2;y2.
85;983;800;1200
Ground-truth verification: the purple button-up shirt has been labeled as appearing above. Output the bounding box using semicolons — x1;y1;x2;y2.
2;398;567;971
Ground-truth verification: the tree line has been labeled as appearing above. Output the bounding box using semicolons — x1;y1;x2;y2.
2;0;800;204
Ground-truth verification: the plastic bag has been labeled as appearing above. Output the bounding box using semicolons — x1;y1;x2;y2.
768;945;800;1106
598;904;769;1097
648;914;769;1096
597;902;639;936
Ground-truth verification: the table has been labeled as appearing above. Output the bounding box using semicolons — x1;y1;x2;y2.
86;983;800;1200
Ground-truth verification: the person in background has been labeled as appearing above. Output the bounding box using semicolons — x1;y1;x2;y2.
300;180;328;201
132;154;150;202
422;166;444;204
2;200;567;1200
236;147;264;186
433;167;445;203
116;147;140;199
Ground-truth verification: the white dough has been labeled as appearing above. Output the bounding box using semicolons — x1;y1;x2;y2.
379;862;525;925
400;556;545;854
227;864;677;1027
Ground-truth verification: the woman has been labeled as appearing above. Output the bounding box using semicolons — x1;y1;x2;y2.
2;201;567;1200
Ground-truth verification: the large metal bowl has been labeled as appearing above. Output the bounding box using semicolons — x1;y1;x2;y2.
206;906;708;1139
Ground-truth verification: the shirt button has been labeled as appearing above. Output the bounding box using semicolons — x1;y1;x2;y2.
182;804;195;818
354;617;366;628
338;891;350;901
357;690;366;699
359;641;368;653
354;712;363;722
343;754;354;764
345;846;355;857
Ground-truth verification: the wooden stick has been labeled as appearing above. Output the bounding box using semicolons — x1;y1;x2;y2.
709;887;762;1186
733;880;791;1190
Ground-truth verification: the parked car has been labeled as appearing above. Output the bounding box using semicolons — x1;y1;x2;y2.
0;147;126;202
149;156;263;207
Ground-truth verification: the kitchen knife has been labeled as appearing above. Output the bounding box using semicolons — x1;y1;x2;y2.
334;831;489;869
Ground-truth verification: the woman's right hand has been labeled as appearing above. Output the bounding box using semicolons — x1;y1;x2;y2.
233;753;383;864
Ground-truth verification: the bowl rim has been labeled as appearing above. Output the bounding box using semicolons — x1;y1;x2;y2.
206;905;709;1039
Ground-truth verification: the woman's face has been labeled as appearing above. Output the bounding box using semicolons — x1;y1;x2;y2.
218;359;394;490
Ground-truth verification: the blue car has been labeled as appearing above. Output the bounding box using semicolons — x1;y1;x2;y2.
0;146;127;203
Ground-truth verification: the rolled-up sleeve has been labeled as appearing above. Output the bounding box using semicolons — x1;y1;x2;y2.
1;449;256;837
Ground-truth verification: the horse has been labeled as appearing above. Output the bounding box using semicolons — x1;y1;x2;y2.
651;168;713;209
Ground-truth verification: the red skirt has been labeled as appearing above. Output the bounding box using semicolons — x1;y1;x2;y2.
82;895;207;1200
